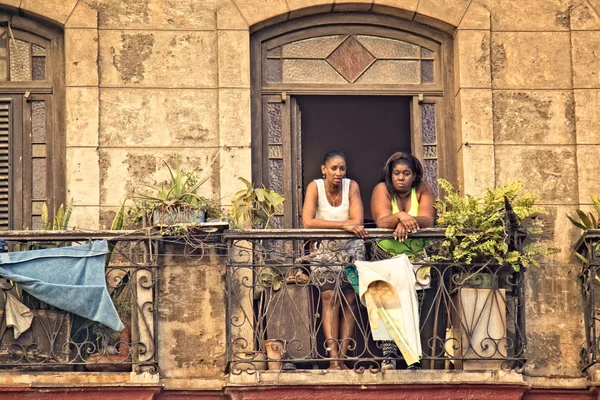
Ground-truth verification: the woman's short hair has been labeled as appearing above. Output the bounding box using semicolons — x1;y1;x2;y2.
380;152;424;196
322;150;347;165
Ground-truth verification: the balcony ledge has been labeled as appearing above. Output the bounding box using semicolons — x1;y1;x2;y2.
227;369;526;387
0;372;160;386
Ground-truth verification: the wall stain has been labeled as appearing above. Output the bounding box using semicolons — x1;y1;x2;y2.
571;3;594;27
491;42;507;77
493;92;551;142
124;153;158;198
98;150;111;205
111;33;155;84
526;331;561;372
88;0;150;26
555;8;571;29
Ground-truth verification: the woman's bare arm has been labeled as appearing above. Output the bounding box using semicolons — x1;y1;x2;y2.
302;181;367;237
415;183;436;228
371;183;415;229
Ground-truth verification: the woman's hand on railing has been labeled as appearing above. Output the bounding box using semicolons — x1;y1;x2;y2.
393;218;418;242
342;224;368;238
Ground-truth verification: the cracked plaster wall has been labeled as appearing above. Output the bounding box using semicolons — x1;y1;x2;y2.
9;0;600;389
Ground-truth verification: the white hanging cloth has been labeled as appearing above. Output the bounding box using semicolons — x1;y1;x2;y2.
355;254;421;366
5;292;33;339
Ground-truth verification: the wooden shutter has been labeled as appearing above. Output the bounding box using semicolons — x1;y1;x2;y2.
0;99;10;229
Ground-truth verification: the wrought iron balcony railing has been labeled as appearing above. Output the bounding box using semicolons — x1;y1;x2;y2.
0;231;159;373
225;228;526;373
578;229;600;372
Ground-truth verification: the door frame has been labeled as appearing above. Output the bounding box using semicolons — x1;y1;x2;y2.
251;13;456;227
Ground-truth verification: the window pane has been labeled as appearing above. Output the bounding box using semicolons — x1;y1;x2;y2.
268;144;282;159
32;56;45;80
32;101;46;143
32;158;47;199
9;39;31;81
282;35;346;58
423;145;437;159
421;47;434;58
282;59;346;84
423;159;438;199
354;60;419;84
267;46;281;57
268;159;283;194
355;35;419;58
267;103;281;144
421;60;434;83
32;44;46;56
31;215;42;229
326;37;375;82
0;27;7;81
421;103;436;144
266;59;280;83
32;144;46;158
32;200;44;214
272;215;283;228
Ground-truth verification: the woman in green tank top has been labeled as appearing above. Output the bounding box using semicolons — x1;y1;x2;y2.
369;152;436;370
371;152;436;251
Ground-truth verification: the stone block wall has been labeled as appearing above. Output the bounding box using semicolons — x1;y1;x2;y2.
9;0;600;387
59;0;252;229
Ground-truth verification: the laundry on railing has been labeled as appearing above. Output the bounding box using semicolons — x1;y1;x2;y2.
355;255;422;366
0;240;124;332
4;291;33;339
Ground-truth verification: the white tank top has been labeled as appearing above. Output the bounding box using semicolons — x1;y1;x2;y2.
315;178;351;221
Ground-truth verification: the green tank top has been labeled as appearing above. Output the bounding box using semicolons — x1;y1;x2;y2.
391;187;419;216
377;187;427;257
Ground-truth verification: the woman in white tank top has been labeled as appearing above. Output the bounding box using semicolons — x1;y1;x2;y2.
301;151;367;370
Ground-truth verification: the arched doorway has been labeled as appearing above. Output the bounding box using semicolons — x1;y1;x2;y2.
251;13;455;227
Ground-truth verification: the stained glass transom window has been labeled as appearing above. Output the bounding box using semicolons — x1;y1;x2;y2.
0;27;47;82
265;34;436;85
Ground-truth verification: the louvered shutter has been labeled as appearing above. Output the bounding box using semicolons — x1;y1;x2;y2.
0;99;9;230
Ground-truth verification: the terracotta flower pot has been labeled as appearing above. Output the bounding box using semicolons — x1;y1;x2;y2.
263;339;285;370
85;323;131;372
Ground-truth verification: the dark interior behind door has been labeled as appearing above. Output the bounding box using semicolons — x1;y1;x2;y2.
296;96;411;224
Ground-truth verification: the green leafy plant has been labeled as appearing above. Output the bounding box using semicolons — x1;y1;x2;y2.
231;178;285;229
134;158;221;226
434;179;554;270
259;269;284;292
41;199;73;230
137;161;210;209
20;200;74;310
567;194;600;266
567;194;600;230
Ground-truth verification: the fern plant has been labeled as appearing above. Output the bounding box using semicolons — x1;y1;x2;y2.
434;179;553;270
567;194;600;230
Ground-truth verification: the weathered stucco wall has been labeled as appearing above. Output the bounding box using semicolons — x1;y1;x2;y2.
56;0;251;230
158;243;226;389
8;0;600;389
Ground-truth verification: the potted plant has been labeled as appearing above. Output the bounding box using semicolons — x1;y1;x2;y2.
568;194;600;372
434;179;555;370
230;178;293;371
433;179;553;271
231;177;285;230
568;194;600;264
135;158;219;227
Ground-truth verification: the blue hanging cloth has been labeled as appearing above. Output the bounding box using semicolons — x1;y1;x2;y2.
0;240;124;331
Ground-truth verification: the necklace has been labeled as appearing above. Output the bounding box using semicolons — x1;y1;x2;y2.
326;190;340;206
